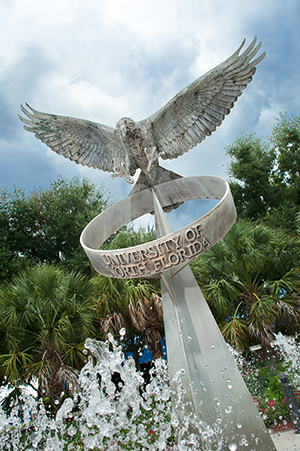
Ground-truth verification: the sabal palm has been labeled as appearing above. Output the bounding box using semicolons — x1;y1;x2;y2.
0;265;95;404
93;275;164;367
192;221;300;350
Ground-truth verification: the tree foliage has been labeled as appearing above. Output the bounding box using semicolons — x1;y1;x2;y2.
93;274;163;370
0;175;110;281
191;221;300;351
0;265;96;409
226;134;276;220
94;225;163;368
226;113;300;230
4;117;300;395
102;225;156;251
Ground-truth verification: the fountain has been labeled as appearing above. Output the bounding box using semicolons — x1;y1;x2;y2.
15;36;278;449
272;333;300;388
79;178;276;450
2;332;298;448
0;334;226;450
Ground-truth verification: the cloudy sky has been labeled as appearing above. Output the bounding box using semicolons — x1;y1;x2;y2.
1;0;300;229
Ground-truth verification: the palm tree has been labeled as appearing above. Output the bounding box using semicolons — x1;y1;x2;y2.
191;221;300;351
0;265;96;409
93;275;164;369
128;293;164;359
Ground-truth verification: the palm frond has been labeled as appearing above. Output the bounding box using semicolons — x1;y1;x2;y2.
248;317;274;345
221;318;249;351
151;293;164;319
0;350;33;383
128;299;147;330
100;313;125;336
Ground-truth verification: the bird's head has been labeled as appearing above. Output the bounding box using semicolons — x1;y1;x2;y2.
116;117;136;137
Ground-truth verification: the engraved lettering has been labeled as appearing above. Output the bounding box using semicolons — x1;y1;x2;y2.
148;246;159;258
117;254;129;265
140;249;149;260
132;251;141;263
109;254;119;266
168;253;180;265
129;265;140;276
188;243;196;255
122;267;131;278
194;224;203;239
154;257;165;271
102;225;209;278
103;255;112;266
186;228;196;242
175;235;181;248
138;263;148;275
114;267;124;277
193;240;202;253
168;235;181;250
127;252;136;264
160;241;171;253
157;244;163;256
179;248;188;262
202;237;210;248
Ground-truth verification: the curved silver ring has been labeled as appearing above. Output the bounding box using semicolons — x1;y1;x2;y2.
80;176;236;278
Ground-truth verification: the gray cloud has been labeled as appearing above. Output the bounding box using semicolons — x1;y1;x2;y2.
1;0;300;226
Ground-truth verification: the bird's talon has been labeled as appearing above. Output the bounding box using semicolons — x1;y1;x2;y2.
111;165;134;184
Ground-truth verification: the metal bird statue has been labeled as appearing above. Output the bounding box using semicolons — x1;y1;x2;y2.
19;36;265;192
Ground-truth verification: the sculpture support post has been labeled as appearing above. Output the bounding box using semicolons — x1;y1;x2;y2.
153;192;276;450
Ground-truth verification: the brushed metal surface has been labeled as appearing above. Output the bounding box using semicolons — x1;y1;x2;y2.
80;176;236;278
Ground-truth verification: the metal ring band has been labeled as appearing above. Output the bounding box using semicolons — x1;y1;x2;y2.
80;176;236;278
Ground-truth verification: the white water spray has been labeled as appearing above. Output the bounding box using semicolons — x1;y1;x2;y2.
0;334;224;450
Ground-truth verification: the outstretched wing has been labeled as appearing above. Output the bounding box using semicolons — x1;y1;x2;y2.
141;36;265;160
18;104;136;180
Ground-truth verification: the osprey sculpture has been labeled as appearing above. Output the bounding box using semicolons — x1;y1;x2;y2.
19;36;265;192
